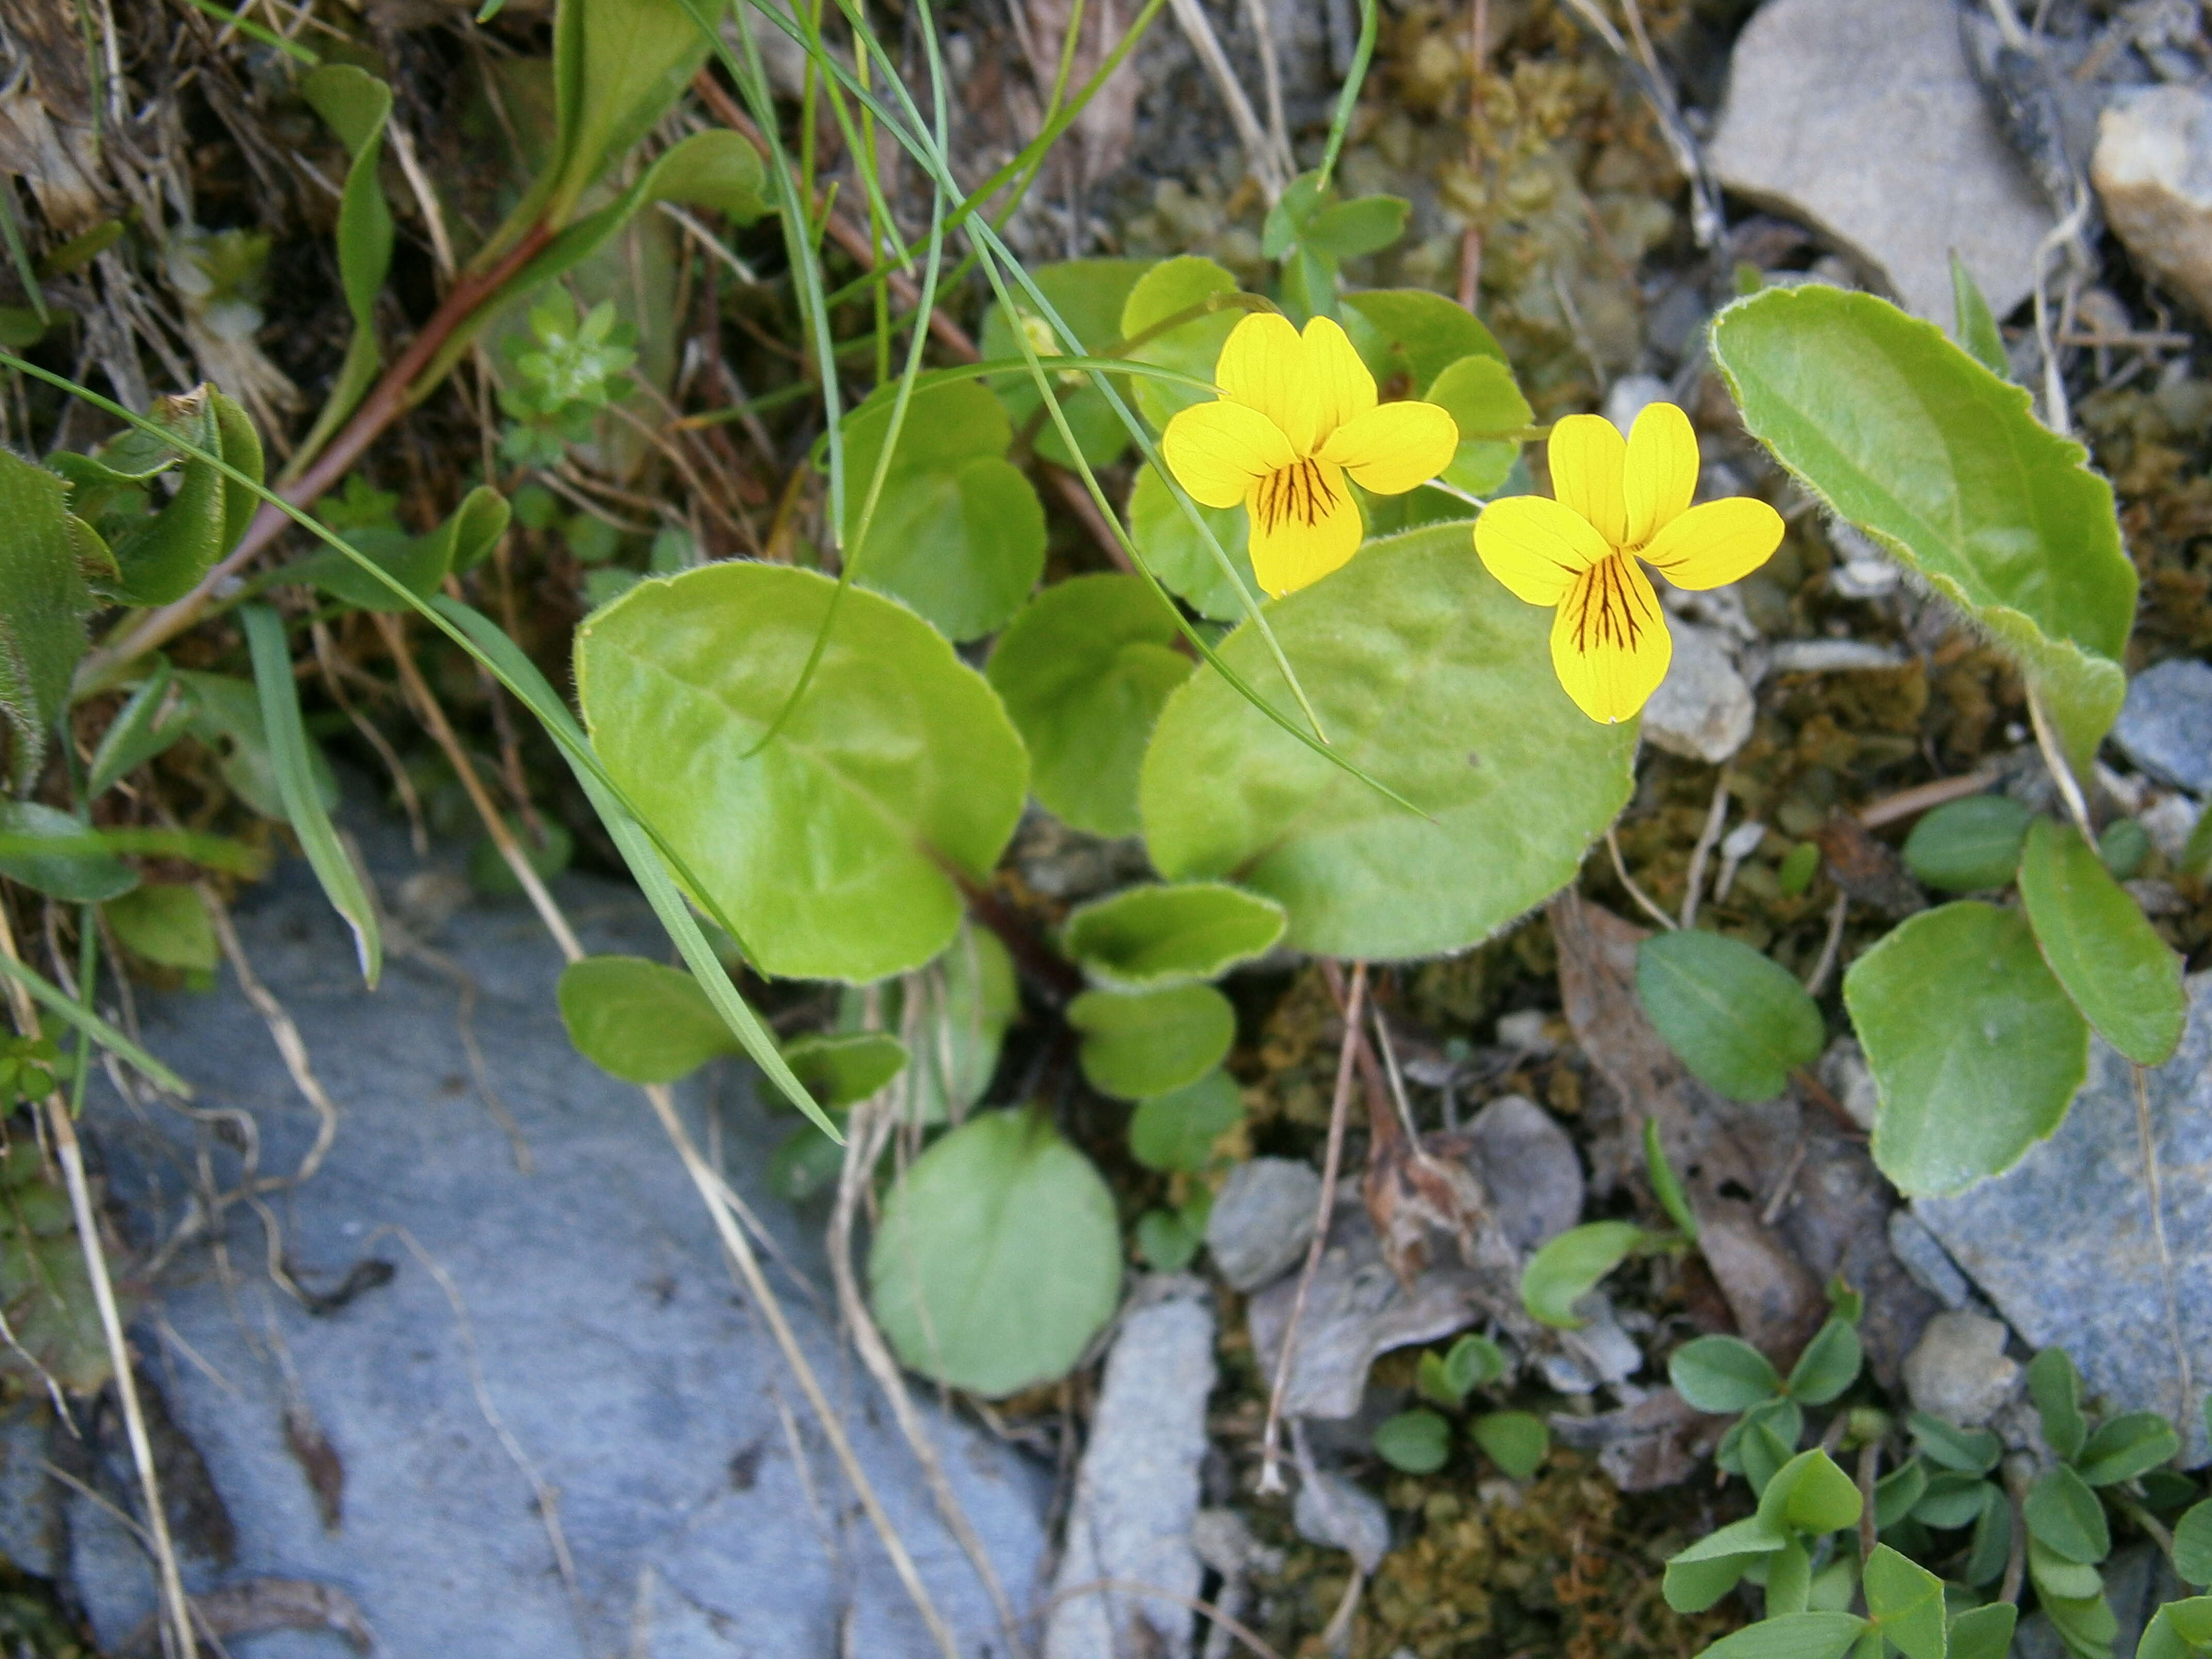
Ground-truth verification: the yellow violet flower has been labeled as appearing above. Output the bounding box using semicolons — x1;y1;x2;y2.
1473;403;1785;725
1161;312;1459;597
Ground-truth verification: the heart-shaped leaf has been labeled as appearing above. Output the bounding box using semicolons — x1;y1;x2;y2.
1141;524;1636;959
1068;983;1235;1100
1844;900;2089;1196
1373;1408;1451;1473
575;563;1028;983
1341;288;1506;394
1426;353;1531;497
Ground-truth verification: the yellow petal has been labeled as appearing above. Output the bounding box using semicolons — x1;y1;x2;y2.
1472;495;1609;606
1318;400;1459;496
1247;457;1363;596
1640;497;1786;591
1301;315;1377;446
1215;311;1319;453
1548;413;1629;546
1162;399;1298;509
1623;401;1699;547
1550;554;1671;724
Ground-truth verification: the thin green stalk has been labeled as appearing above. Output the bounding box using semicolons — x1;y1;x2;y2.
1316;0;1378;190
0;952;190;1098
179;0;321;63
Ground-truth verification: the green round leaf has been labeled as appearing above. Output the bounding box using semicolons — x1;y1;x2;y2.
986;574;1194;836
1127;1069;1244;1173
2173;1500;2212;1586
840;380;1045;641
0;802;137;902
1901;796;2032;891
2073;1410;2180;1488
1118;255;1241;430
1061;881;1285;989
1126;465;1262;622
1670;1335;1783;1413
2097;816;2149;879
2019;816;2188;1065
557;954;739;1084
1471;1409;1549;1481
1784;1316;1864;1406
782;1031;907;1109
1445;1333;1508;1397
2024;1464;2110;1565
1140;525;1636;960
1519;1220;1644;1330
1844;900;2090;1197
575;563;1028;983
1341;289;1505;394
1135;1207;1202;1271
868;1109;1120;1396
1068;983;1235;1101
1425;354;1531;497
1636;930;1826;1103
980;257;1152;468
1373;1408;1452;1474
1712;286;2135;778
103;884;216;972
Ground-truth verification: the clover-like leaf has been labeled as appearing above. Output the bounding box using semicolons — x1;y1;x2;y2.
1471;1410;1549;1481
1374;1408;1452;1474
1670;1335;1782;1413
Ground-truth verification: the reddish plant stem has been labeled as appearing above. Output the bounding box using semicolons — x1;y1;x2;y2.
77;221;559;690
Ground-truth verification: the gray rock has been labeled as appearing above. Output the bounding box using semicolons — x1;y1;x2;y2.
1465;1095;1583;1256
1206;1158;1321;1292
2094;85;2212;323
1826;524;1902;600
1708;0;2056;320
1536;1297;1645;1396
1901;1311;2021;1428
1292;1469;1389;1575
1601;374;1671;435
1918;973;2212;1464
1045;1278;1214;1659
1817;1037;1880;1134
67;820;1048;1656
1642;622;1753;766
1886;1211;1972;1312
2113;658;2212;794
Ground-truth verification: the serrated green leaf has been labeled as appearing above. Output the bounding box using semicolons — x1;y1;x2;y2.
1670;1335;1782;1413
1068;982;1234;1101
574;563;1028;983
1901;795;2032;891
0;451;96;789
782;1031;907;1109
1521;1220;1644;1330
1845;900;2090;1196
556;954;738;1083
1786;1316;1863;1405
2029;1347;2088;1460
243;604;379;986
1426;353;1531;497
1863;1544;1946;1659
838;379;1045;641
1950;251;2009;380
979;257;1152;468
1472;1409;1548;1480
1062;881;1284;989
104;884;216;972
1125;465;1262;622
986;574;1194;835
1638;930;1826;1103
868;1109;1119;1396
1141;525;1636;959
2019;817;2188;1065
2074;1410;2180;1487
1127;1069;1243;1173
2026;1465;2110;1564
1375;1407;1451;1473
0;802;137;902
2174;1500;2212;1586
1711;285;2135;778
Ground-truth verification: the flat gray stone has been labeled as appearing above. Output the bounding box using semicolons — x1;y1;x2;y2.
2113;658;2212;794
1045;1278;1214;1659
1902;1311;2020;1428
1641;622;1753;766
1918;972;2212;1465
1709;0;2055;320
1206;1158;1321;1293
64;816;1048;1656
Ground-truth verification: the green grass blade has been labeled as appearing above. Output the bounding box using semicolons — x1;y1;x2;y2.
0;826;266;877
0;951;192;1098
241;603;382;987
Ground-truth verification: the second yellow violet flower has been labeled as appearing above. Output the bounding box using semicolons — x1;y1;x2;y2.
1473;403;1785;725
1162;313;1459;597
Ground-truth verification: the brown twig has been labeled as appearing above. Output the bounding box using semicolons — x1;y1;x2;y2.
1257;960;1365;1494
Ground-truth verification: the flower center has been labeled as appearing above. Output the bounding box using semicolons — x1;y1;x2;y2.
1255;457;1337;535
1571;554;1654;655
